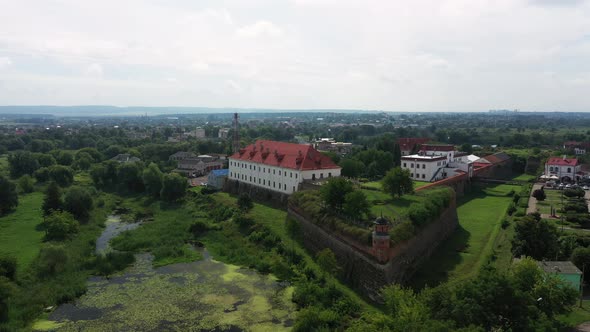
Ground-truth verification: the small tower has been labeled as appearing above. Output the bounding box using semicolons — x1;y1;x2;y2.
372;215;391;263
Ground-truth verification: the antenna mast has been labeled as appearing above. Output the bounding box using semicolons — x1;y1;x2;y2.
232;113;240;153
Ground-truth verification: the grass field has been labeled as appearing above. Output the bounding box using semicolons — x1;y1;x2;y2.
535;189;564;215
362;180;429;191
411;183;521;288
511;173;536;182
361;188;425;221
0;192;45;273
559;300;590;327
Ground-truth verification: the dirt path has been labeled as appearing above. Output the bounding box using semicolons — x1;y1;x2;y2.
526;183;543;215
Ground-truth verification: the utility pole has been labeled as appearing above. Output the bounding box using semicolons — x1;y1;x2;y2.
581;263;585;308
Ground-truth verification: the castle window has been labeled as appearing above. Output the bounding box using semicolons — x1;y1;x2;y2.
568;167;571;173
422;174;425;179
328;172;331;177
422;164;426;169
403;163;406;167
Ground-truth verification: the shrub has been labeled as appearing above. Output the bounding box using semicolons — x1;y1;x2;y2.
94;252;135;276
564;188;585;198
17;175;35;193
501;219;510;229
44;211;79;241
0;255;17;281
237;193;254;211
189;220;211;236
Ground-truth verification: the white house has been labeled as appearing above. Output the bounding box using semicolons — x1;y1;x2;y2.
545;156;581;182
228;140;341;194
401;144;476;182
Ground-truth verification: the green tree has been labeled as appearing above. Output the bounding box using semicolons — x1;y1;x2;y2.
320;177;353;211
142;163;163;197
572;247;590;282
338;159;365;178
343;190;370;220
0;255;17;281
54;150;74;166
37;244;68;276
512;214;559;260
532;188;546;201
8;151;40;177
459;143;473;154
382;167;413;198
42;181;63;216
393;143;402;167
0;276;17;323
237;193;254;211
44;211;79;241
316;248;340;276
35;153;56;167
33;167;50;183
160;173;188;201
48;165;74;187
118;162;144;192
17;174;34;193
64;186;94;221
0;175;18;214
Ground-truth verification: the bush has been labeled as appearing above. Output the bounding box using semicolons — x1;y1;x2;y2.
0;255;17;281
44;211;79;241
564;188;585;198
501;219;510;229
237;193;254;211
94;252;135;276
189;220;211;236
17;175;34;193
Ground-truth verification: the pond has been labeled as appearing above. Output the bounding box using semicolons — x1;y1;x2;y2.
34;216;295;331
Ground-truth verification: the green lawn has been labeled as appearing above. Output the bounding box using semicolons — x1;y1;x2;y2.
362;180;429;191
511;173;536;182
0;192;45;273
559;300;590;327
535;189;564;215
411;183;521;288
361;189;425;221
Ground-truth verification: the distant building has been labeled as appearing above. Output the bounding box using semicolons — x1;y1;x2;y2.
182;128;206;139
564;141;590;155
313;138;353;155
397;138;430;156
218;128;230;139
537;261;582;291
544;156;581;182
401;144;477;182
169;151;197;161
111;154;141;163
207;169;229;189
228;140;341;195
176;157;223;177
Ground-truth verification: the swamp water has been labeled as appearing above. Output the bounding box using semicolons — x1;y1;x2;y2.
34;215;295;331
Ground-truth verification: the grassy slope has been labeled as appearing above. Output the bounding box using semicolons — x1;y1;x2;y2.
0;192;45;273
411;183;521;288
210;191;376;312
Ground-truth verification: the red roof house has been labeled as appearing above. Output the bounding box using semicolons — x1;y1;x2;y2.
229;140;340;171
546;157;579;167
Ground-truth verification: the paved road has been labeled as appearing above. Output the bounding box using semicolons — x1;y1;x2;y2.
526;184;543;215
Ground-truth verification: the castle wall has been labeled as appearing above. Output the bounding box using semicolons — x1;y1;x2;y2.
288;194;459;302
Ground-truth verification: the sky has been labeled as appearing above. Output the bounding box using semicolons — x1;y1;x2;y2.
0;0;590;112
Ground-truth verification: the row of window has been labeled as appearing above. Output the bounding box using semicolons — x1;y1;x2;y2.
403;160;446;168
411;173;426;179
549;166;572;173
230;161;299;179
229;172;295;192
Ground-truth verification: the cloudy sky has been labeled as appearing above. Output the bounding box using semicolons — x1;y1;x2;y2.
1;0;589;111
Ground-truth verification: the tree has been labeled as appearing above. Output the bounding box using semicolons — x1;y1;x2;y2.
572;247;590;282
393;143;402;167
54;150;74;166
237;193;254;211
0;175;18;214
343;190;370;220
459;143;473;154
339;159;365;178
382;167;413;198
512;214;559;260
142;163;163;197
532;188;546;202
160;173;188;201
64;186;94;221
316;248;340;276
42;181;63;216
0;276;17;323
0;255;17;281
48;165;74;187
33;167;50;183
37;244;68;276
35;153;56;167
320;177;354;211
44;211;79;241
118;162;144;192
8;151;40;177
17;174;34;193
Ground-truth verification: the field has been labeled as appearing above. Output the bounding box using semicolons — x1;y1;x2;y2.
0;192;45;272
411;183;521;288
560;300;590;327
361;188;425;221
511;173;536;182
362;180;429;191
535;189;564;215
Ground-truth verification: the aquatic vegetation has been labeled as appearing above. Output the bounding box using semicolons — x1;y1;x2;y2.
42;254;295;331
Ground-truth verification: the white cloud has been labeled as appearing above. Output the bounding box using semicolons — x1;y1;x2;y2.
0;57;12;69
189;62;210;72
236;21;283;38
84;63;103;77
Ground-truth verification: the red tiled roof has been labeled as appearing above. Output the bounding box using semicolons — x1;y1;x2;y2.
546;157;579;166
397;137;430;151
420;144;454;152
229;140;341;171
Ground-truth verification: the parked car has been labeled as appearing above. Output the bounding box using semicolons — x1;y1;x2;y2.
584;186;589;190
566;184;572;189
